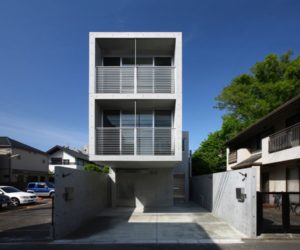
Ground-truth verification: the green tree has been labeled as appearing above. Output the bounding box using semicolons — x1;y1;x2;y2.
84;163;102;173
192;130;226;175
84;163;110;173
216;51;300;132
192;51;300;175
102;165;110;174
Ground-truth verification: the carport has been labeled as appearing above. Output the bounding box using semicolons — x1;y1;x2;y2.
55;202;245;244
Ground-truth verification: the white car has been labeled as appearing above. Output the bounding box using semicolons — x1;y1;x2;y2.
0;186;37;206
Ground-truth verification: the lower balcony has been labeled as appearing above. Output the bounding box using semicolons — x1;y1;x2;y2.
95;127;175;156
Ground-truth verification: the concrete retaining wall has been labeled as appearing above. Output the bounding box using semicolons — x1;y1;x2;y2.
192;168;257;238
53;167;108;239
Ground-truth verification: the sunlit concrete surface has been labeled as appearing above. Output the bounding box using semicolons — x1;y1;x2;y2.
53;203;245;244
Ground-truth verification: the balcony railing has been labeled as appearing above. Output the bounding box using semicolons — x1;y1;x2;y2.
269;122;300;153
95;127;175;156
95;66;175;94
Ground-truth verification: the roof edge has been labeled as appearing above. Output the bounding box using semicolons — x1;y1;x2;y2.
226;94;300;146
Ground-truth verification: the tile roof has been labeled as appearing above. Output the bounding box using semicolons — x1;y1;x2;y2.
232;153;262;170
47;145;89;161
0;136;47;155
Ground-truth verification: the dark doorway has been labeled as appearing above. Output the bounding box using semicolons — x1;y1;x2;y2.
262;172;270;203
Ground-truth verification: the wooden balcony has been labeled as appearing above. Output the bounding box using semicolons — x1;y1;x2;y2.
269;122;300;153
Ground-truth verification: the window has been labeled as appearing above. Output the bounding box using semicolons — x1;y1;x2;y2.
122;111;135;127
103;110;120;127
42;159;46;164
155;57;172;66
228;150;237;164
155;110;172;127
137;111;153;127
122;57;135;66
136;57;152;66
28;183;35;188
63;159;70;165
51;158;62;164
182;139;185;151
103;57;120;66
37;184;46;188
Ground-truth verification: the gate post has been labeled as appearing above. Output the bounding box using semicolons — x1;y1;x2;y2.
282;192;290;232
257;192;263;235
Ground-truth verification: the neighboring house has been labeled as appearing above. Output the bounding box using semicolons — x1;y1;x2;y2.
0;137;49;187
47;145;93;173
226;95;300;201
173;131;191;202
89;32;182;209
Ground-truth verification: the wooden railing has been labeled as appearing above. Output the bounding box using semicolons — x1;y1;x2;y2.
228;150;237;164
269;122;300;153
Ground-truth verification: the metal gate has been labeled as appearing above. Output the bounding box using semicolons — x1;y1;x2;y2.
257;192;300;234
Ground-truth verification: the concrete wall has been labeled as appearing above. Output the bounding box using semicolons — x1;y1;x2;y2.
191;168;257;238
173;131;190;201
115;168;173;210
53;167;108;239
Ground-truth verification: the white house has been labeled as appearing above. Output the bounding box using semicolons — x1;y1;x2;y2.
47;145;93;173
226;94;300;204
89;32;183;209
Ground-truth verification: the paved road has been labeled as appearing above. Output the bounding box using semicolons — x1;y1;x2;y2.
0;241;300;250
0;198;52;242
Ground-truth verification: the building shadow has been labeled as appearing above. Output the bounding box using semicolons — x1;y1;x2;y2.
0;223;52;242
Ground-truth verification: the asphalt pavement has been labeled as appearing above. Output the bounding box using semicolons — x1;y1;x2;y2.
0;198;52;242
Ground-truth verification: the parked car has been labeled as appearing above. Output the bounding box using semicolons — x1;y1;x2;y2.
0;186;37;206
26;182;55;198
0;193;10;208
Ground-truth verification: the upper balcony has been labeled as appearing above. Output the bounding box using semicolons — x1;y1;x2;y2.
260;122;300;165
91;36;179;96
269;122;300;153
96;66;175;94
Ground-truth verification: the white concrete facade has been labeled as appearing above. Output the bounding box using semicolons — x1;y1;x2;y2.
89;32;182;167
88;32;183;209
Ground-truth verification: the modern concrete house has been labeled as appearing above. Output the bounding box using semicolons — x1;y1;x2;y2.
47;145;93;173
226;95;300;202
89;32;182;209
0;137;49;187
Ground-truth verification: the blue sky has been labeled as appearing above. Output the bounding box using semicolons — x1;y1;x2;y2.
0;0;300;152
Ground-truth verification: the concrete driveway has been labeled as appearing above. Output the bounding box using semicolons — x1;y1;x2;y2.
55;202;245;244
